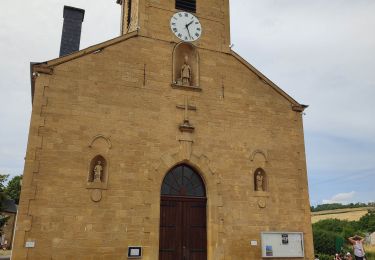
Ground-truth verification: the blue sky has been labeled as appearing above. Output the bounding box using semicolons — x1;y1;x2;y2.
0;0;374;205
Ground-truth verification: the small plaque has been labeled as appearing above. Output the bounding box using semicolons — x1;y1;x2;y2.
25;241;35;248
128;246;142;258
251;240;258;246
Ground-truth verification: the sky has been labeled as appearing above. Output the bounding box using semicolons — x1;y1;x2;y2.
0;0;374;205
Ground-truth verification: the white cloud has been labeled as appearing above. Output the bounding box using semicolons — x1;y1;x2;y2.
322;191;356;204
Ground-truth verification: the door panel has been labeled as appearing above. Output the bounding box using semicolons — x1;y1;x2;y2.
184;200;207;260
159;199;182;260
159;197;207;260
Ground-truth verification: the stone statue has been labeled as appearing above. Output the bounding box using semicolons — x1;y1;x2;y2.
93;161;103;182
255;171;264;191
180;55;192;86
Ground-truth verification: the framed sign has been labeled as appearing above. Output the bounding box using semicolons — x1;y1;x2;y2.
127;246;142;258
261;232;304;258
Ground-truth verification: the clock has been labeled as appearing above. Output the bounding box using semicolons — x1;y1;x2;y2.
170;12;202;42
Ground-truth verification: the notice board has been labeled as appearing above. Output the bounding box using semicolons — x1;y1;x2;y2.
261;232;304;258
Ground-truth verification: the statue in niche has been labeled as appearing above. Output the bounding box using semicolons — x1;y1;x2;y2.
255;170;265;191
93;160;103;183
180;55;192;86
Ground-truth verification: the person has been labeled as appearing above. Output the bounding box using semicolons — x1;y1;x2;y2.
2;240;7;250
348;235;366;260
314;254;320;260
335;253;342;260
345;252;353;260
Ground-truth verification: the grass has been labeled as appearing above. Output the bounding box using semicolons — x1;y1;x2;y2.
366;244;375;253
311;207;374;223
0;250;11;256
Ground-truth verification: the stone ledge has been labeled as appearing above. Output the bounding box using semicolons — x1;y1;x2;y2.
86;182;108;190
171;83;202;92
254;191;270;198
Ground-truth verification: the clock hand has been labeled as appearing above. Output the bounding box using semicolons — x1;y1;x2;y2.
185;24;193;39
186;21;194;27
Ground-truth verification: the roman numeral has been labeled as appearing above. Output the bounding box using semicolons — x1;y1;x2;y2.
197;28;201;31
184;13;188;17
179;13;182;17
173;28;178;32
195;33;200;37
178;33;182;37
172;22;176;26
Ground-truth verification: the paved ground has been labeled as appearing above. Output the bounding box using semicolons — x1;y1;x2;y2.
0;256;10;260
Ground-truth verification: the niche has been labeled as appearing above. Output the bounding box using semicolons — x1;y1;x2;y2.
172;42;199;88
88;155;107;184
254;168;267;192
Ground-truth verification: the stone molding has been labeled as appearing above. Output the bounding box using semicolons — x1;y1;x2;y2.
152;149;223;259
250;149;269;162
88;134;112;150
86;135;112;202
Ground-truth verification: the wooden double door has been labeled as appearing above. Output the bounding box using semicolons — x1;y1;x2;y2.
159;196;207;260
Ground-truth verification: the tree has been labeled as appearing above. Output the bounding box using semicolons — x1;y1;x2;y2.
5;175;22;204
312;211;375;257
358;211;375;233
313;228;337;255
0;174;9;234
0;174;9;193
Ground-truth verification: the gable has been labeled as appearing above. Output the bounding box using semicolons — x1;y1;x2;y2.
30;31;139;103
30;30;307;113
230;50;307;112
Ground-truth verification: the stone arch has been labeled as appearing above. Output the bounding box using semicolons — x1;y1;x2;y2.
161;164;206;197
250;149;268;162
172;42;200;87
254;167;267;192
88;134;112;150
151;150;222;259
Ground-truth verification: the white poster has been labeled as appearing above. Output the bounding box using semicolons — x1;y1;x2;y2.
261;232;304;258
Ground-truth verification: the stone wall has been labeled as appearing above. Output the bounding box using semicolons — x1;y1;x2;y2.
13;34;313;259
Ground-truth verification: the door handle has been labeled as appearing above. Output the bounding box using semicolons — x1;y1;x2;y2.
183;246;187;260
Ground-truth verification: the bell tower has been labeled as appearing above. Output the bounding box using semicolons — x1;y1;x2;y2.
116;0;231;53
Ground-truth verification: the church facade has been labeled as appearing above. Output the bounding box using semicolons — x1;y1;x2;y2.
13;0;314;259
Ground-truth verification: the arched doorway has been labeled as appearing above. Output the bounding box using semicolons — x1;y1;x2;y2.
159;164;207;260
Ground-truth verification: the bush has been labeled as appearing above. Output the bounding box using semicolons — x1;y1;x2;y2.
359;212;375;233
365;251;375;260
313;228;337;255
317;253;332;260
313;207;375;258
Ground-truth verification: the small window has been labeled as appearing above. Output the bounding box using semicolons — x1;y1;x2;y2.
161;164;205;197
176;0;196;13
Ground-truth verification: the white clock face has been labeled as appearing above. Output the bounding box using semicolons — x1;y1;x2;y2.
170;12;202;42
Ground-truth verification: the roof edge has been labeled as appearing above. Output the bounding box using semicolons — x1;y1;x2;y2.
230;50;307;111
30;30;139;103
44;30;138;67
